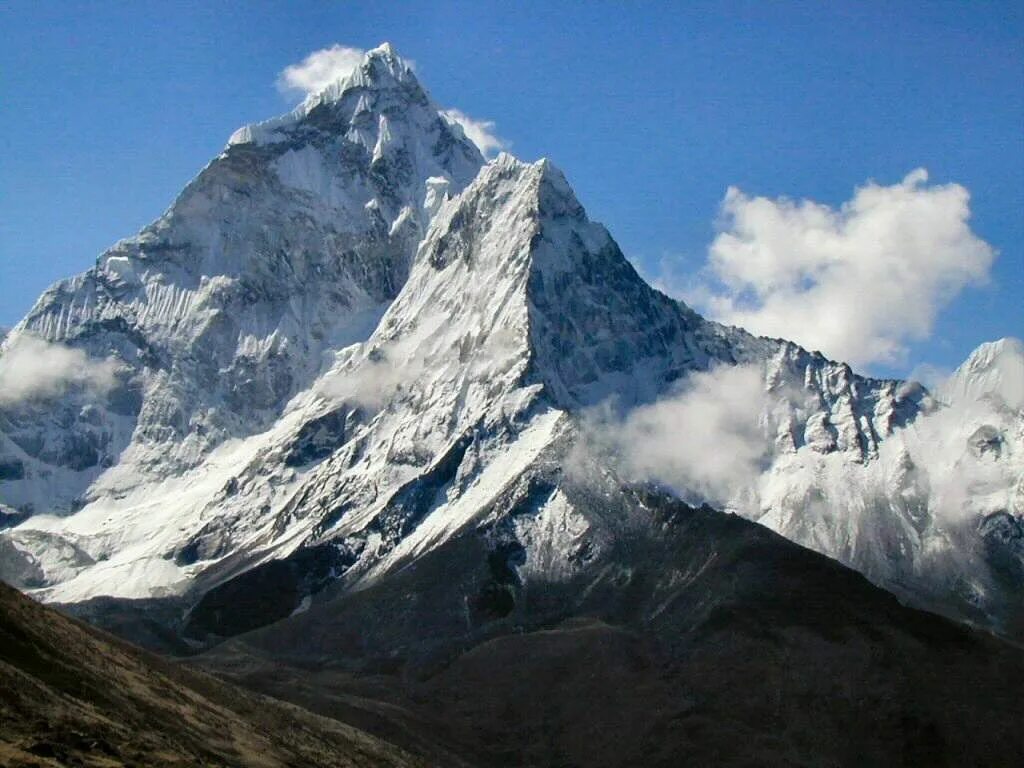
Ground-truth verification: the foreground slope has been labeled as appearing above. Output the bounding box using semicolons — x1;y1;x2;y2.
0;582;427;767
197;479;1024;768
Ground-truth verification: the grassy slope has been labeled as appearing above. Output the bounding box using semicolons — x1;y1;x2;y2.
0;582;428;768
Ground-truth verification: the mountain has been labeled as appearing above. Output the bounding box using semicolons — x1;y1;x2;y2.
0;43;482;517
749;335;1024;638
0;42;1021;651
0;581;427;767
943;337;1024;409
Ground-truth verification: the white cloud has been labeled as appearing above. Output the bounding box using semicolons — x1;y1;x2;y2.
320;350;420;411
682;170;995;368
906;362;953;392
585;364;771;505
441;108;507;158
277;44;367;97
0;335;120;406
318;322;524;412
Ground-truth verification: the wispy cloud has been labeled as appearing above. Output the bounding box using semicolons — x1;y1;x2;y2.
318;346;423;411
665;170;995;368
584;364;772;505
0;334;120;406
440;108;507;158
277;44;367;97
316;314;524;412
582;339;1023;556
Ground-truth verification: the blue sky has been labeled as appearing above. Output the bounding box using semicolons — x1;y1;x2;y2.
2;1;1021;377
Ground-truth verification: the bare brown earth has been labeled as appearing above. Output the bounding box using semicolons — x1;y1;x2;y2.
0;581;428;768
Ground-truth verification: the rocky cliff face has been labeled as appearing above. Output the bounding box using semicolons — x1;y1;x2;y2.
751;337;1023;636
0;45;1020;641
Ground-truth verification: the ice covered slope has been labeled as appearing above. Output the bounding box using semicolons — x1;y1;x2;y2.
0;43;482;515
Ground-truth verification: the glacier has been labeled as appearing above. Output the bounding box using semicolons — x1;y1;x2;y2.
0;44;1020;641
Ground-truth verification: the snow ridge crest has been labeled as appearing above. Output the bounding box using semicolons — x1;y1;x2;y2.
229;43;425;147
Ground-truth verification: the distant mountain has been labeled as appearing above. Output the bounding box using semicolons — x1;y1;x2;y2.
0;42;1020;651
0;581;426;767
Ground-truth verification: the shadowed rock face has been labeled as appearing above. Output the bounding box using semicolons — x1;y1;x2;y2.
192;479;1024;768
0;582;428;767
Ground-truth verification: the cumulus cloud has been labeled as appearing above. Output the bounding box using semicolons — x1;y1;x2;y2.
440;108;507;158
277;44;367;97
585;364;771;505
0;335;120;406
683;170;995;368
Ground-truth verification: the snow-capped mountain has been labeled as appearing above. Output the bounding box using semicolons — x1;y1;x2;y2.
751;338;1023;634
0;45;1020;640
0;43;481;516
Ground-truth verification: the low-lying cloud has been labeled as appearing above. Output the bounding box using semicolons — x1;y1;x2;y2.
584;342;1022;594
676;170;995;368
316;319;525;412
320;349;422;411
585;364;772;505
0;335;120;406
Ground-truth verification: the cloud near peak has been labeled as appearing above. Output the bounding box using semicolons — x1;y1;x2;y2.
672;169;995;368
276;44;367;97
583;364;772;506
0;335;121;406
440;108;507;158
277;44;508;158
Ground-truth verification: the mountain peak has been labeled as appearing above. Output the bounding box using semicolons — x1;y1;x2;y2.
411;153;707;407
366;40;401;61
227;43;429;148
944;336;1024;409
0;40;484;518
367;41;398;57
416;154;584;275
466;154;584;221
315;41;417;103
